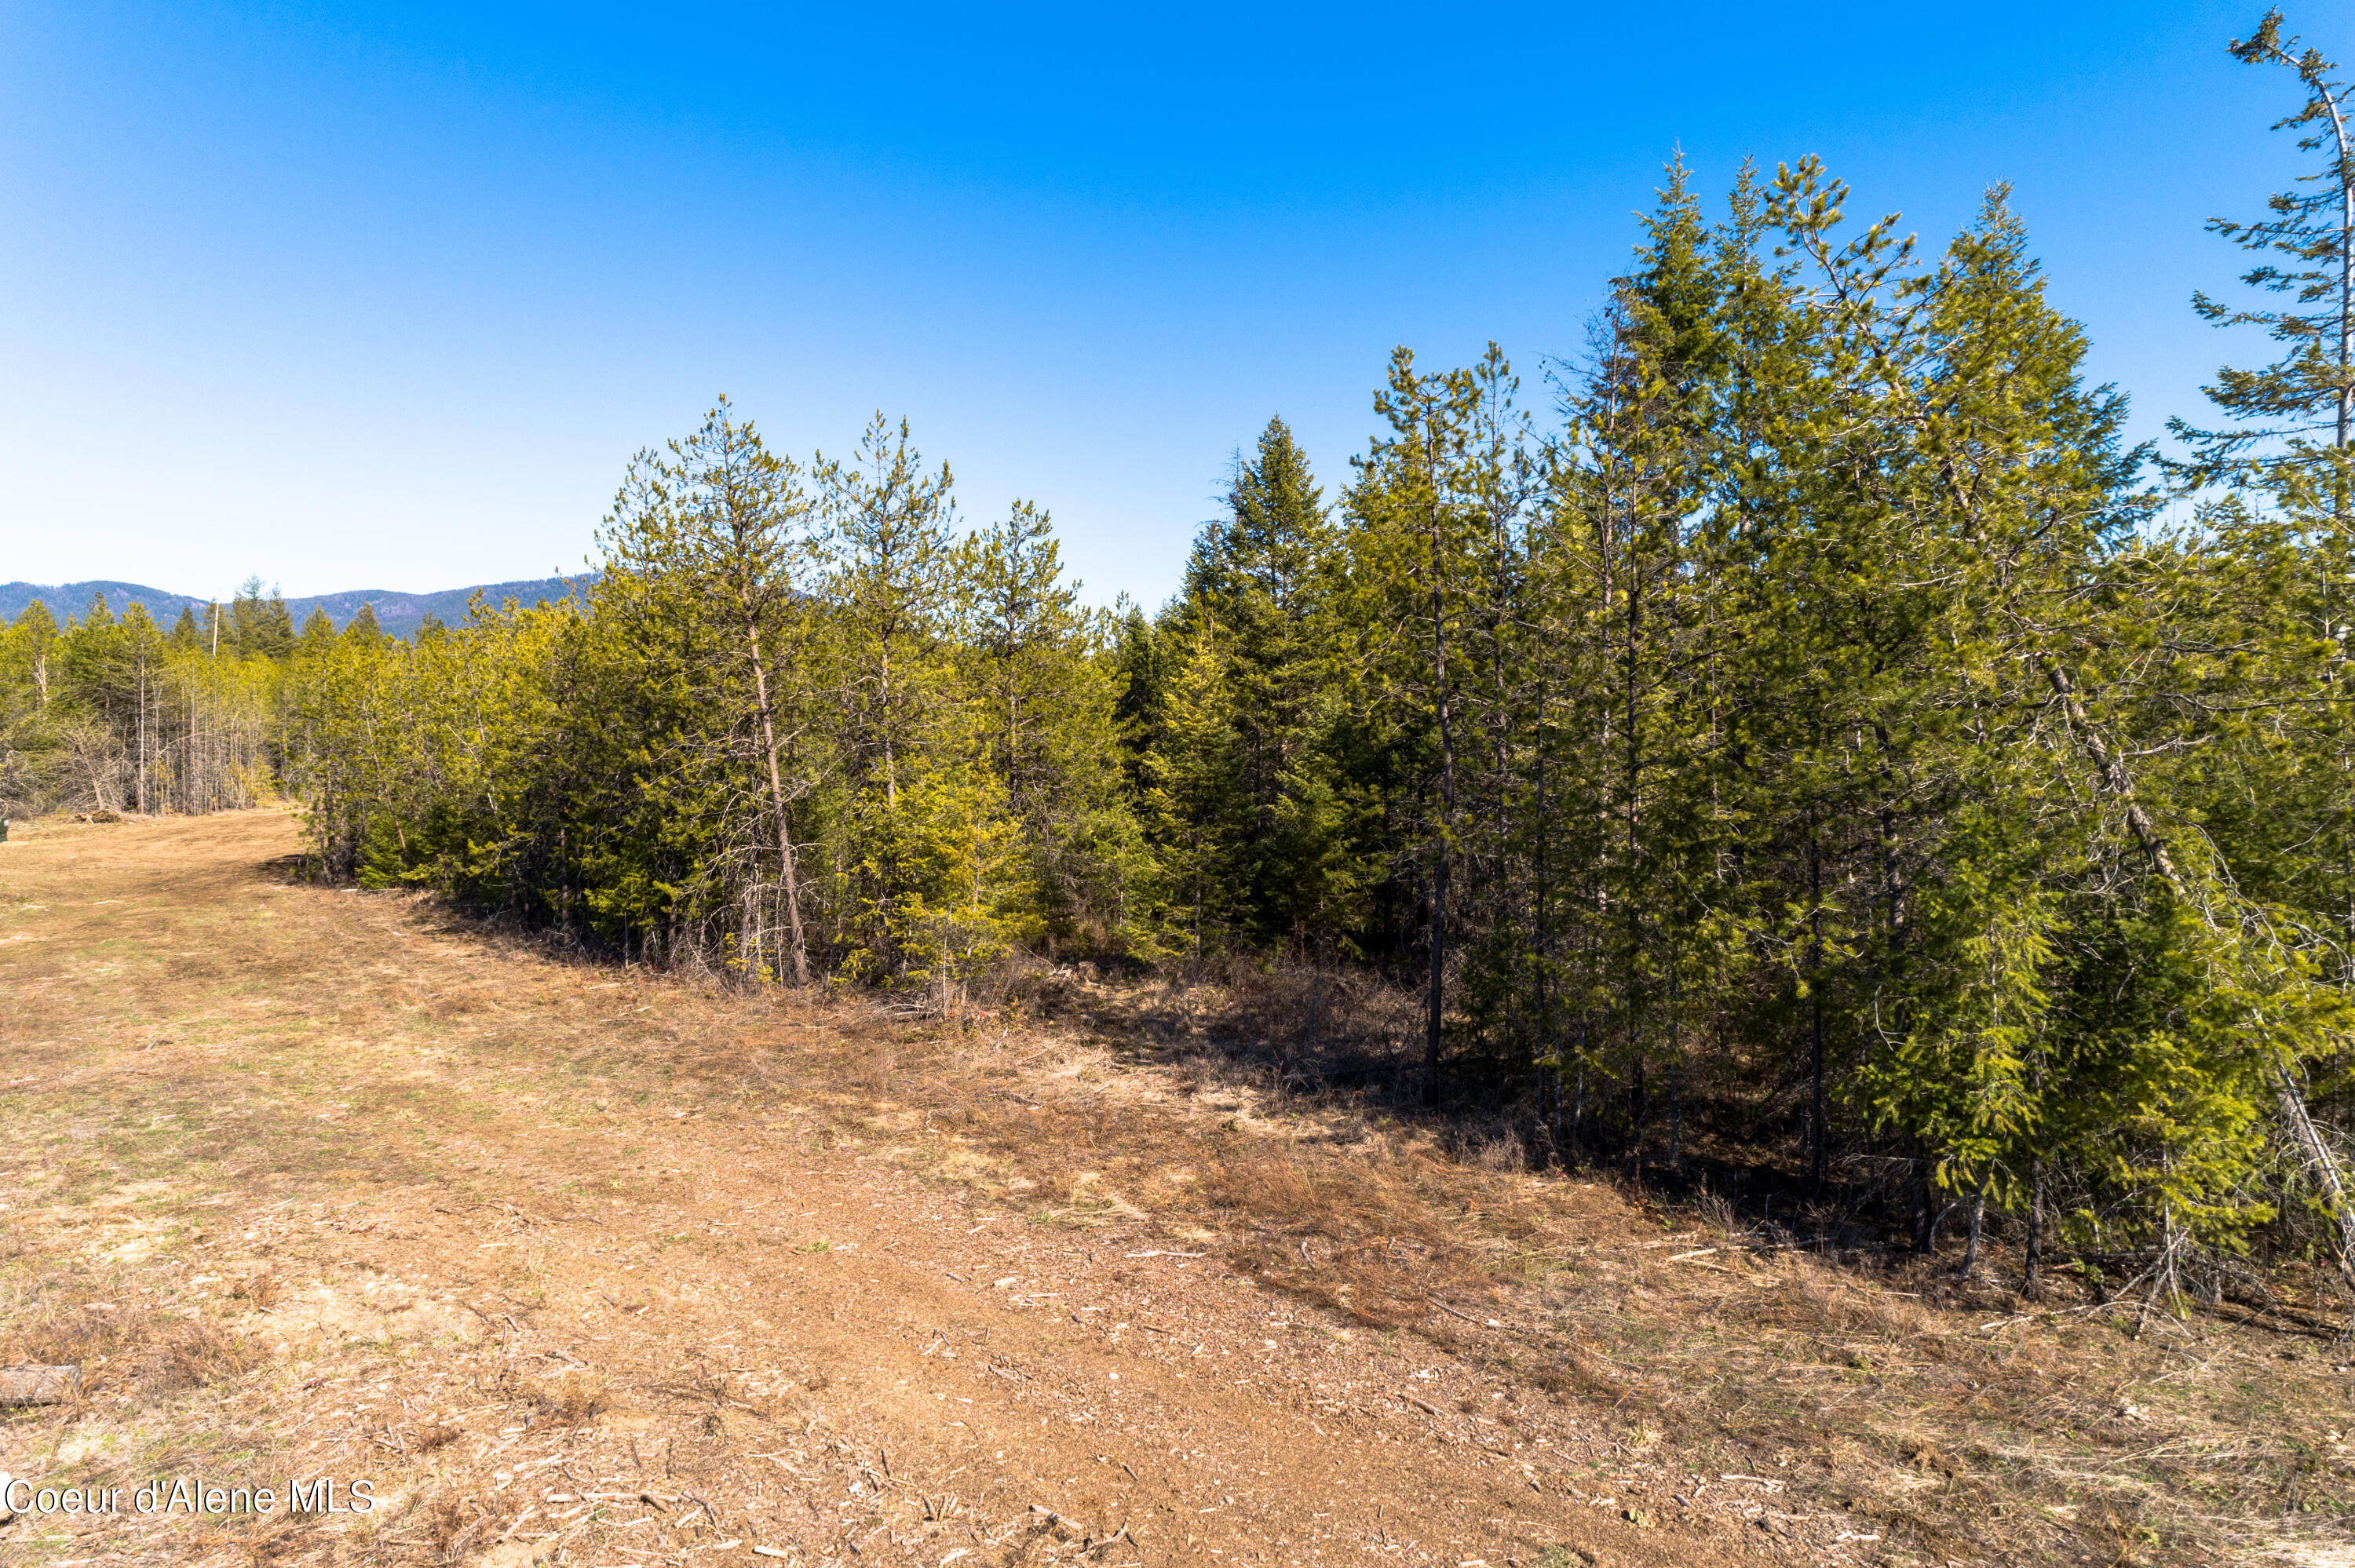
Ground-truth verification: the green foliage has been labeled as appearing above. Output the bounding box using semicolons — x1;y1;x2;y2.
22;70;2354;1286
2169;9;2355;513
290;407;1158;992
1150;418;1356;953
1;593;280;817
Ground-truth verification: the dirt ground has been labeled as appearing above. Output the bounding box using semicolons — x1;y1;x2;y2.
2;812;2350;1568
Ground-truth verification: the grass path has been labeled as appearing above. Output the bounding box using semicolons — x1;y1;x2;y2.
0;811;1756;1568
5;811;2347;1567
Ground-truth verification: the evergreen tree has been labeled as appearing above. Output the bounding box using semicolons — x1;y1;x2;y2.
1108;598;1170;800
228;578;296;660
6;601;58;711
1540;162;1734;1164
5;591;272;817
597;398;827;983
1170;418;1353;948
821;414;957;978
1342;346;1492;1103
1154;613;1242;967
952;500;1141;949
2171;9;2355;516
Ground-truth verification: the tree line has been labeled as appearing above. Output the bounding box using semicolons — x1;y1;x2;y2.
13;9;2355;1306
0;581;365;819
292;408;1143;1008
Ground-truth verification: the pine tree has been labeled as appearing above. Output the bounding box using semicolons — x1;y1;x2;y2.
1543;162;1732;1162
1185;418;1353;948
2171;9;2355;517
1344;347;1491;1103
1109;599;1170;799
7;601;58;710
228;578;296;660
822;414;957;977
1155;613;1242;967
952;500;1140;948
597;398;826;983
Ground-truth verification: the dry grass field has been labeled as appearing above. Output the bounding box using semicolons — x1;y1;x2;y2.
1;811;2350;1567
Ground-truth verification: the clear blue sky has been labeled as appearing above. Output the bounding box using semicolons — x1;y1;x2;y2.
0;2;2324;607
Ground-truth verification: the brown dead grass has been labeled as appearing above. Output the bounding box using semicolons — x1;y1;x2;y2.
852;984;2355;1567
3;810;2350;1568
4;1293;265;1403
554;954;2355;1566
520;1367;608;1426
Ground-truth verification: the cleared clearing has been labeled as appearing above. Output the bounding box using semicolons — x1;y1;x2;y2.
1;811;2347;1567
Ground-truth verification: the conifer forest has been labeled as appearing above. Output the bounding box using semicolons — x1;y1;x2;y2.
17;12;2355;1321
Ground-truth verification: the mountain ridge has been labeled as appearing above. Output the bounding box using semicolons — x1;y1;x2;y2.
0;576;593;642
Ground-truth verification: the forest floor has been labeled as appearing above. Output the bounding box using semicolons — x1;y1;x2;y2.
0;811;2350;1568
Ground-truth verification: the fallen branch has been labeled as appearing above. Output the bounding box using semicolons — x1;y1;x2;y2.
0;1366;78;1405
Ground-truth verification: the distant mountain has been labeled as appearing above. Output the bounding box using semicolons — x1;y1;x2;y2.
0;579;207;625
268;577;595;641
0;575;594;642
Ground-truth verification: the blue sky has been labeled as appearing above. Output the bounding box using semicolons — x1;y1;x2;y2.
0;1;2325;607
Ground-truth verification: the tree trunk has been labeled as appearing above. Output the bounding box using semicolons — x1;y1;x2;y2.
881;642;899;809
2275;1065;2355;1304
2048;655;2355;1307
1808;823;1827;1195
1425;554;1455;1108
1667;1060;1681;1170
1959;1187;1987;1278
2024;1158;2046;1300
744;616;809;986
1908;1154;1936;1255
